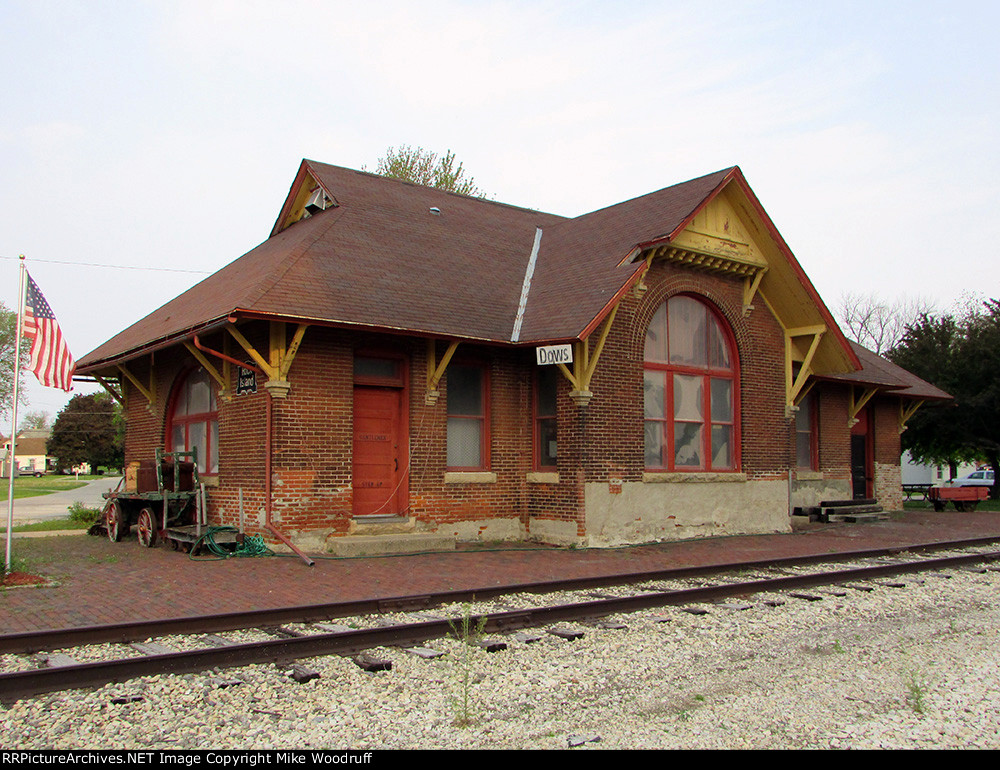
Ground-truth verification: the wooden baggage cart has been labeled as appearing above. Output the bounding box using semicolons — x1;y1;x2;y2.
102;449;202;547
927;485;988;512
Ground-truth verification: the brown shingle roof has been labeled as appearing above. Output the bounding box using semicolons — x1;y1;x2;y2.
78;163;566;369
815;342;951;401
517;168;733;342
73;161;854;378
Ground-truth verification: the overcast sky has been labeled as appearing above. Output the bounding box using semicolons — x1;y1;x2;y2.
1;0;997;421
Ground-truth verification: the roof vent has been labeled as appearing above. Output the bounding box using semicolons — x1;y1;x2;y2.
429;207;441;216
304;188;327;215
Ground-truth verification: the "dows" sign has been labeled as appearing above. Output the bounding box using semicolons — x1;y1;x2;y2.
535;344;573;366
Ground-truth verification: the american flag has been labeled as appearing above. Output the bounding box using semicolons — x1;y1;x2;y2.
23;273;75;392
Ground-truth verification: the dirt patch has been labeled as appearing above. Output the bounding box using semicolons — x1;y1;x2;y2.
1;571;48;587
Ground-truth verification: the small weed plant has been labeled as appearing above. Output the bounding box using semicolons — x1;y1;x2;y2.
447;603;487;727
68;502;102;525
903;669;930;714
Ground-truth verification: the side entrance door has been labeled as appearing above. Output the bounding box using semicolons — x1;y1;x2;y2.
352;386;404;516
850;408;873;500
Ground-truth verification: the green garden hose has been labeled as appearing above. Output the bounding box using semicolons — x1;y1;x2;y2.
188;526;274;560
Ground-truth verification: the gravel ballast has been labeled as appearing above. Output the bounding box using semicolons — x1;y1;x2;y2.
2;564;999;749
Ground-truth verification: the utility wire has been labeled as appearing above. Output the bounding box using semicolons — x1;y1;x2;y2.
0;255;211;275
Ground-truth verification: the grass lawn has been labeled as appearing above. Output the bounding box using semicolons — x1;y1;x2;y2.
904;498;1000;512
0;517;91;534
0;475;94;502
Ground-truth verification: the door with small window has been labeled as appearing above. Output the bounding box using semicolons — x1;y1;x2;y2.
352;355;408;517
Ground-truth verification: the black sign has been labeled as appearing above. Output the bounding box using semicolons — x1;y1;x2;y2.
236;364;258;395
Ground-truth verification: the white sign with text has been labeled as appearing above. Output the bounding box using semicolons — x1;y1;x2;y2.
536;344;573;366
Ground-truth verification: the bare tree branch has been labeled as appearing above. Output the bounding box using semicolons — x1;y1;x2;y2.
837;292;936;354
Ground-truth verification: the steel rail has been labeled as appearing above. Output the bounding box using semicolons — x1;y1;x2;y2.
1;547;998;704
2;535;999;656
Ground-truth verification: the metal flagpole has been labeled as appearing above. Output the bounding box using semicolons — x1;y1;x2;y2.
4;256;27;574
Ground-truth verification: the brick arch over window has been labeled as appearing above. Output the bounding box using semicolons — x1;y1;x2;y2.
166;366;219;474
643;293;741;471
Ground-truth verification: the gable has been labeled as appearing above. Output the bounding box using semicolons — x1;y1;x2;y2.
633;175;858;392
271;162;337;236
665;189;769;275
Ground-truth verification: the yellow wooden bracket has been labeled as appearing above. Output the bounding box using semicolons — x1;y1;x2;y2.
848;385;879;427
742;269;766;316
226;324;276;379
792;379;815;407
426;340;459;404
784;325;825;413
182;341;228;391
118;363;156;412
583;303;619;387
632;252;655;297
93;374;124;408
899;399;924;433
280;324;308;380
226;321;307;398
554;304;621;407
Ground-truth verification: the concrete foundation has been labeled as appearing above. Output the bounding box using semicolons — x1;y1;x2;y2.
528;516;580;546
445;517;525;543
583;478;790;547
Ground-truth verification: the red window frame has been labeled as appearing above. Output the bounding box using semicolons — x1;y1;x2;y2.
166;367;219;475
533;366;559;471
644;295;740;472
446;362;490;471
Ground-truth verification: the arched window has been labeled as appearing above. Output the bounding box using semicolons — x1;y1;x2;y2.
168;367;219;474
644;295;738;471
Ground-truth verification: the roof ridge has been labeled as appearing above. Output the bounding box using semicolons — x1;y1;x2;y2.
304;160;569;220
557;166;737;224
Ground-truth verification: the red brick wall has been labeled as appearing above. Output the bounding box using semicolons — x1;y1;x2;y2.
817;387;851;479
116;272;905;542
579;262;791;484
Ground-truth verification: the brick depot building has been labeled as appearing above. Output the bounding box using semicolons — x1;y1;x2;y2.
76;160;948;553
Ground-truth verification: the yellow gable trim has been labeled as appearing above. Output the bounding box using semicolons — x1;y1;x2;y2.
274;171;334;234
671;192;768;270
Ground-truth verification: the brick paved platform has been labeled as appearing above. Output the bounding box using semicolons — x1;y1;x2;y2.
3;510;1000;634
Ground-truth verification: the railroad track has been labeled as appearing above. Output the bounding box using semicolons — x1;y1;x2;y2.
2;538;999;704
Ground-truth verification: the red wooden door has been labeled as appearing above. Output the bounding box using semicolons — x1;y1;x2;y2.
353;386;404;516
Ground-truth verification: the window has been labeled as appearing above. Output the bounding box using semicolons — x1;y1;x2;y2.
168;367;219;474
795;393;818;470
447;364;488;469
534;367;558;469
644;295;737;471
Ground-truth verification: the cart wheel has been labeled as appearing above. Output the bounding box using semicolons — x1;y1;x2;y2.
954;501;970;512
137;507;159;547
933;501;945;512
105;500;127;542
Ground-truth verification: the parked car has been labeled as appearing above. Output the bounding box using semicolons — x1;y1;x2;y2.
949;469;994;487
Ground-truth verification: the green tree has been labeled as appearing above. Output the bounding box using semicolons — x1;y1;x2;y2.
373;146;483;196
0;301;27;422
47;392;123;472
888;301;1000;497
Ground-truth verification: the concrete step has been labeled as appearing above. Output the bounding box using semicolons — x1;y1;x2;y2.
324;532;456;557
